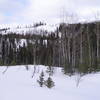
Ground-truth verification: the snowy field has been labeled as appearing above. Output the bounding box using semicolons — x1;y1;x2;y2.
0;65;100;100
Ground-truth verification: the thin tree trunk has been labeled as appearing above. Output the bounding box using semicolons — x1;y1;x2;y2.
96;23;99;61
80;25;83;64
86;25;92;68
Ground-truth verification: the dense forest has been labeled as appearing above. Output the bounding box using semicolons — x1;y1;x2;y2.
0;21;100;74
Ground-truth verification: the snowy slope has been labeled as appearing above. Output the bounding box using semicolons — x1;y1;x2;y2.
0;24;57;35
0;65;100;100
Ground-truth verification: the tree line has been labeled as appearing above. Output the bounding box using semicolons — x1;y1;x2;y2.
0;21;100;74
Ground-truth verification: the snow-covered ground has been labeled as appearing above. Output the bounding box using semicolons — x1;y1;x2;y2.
0;65;100;100
0;24;58;35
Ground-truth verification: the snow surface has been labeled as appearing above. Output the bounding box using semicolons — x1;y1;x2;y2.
0;24;57;35
0;65;100;100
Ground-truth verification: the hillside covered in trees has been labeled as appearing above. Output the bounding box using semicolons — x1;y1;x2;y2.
0;21;100;74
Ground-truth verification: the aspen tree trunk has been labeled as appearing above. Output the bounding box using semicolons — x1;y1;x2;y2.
80;25;83;64
52;43;55;66
72;25;76;69
86;25;92;68
62;38;66;67
58;40;60;67
32;41;36;78
59;39;62;67
68;37;70;65
72;36;76;68
34;45;36;65
96;23;99;62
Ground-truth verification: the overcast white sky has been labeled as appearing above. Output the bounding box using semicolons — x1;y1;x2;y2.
0;0;100;25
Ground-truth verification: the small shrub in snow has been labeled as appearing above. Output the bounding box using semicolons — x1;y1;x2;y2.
45;76;55;88
37;71;45;87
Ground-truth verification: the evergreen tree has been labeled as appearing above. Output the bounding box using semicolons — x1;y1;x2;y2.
45;76;55;88
37;71;45;87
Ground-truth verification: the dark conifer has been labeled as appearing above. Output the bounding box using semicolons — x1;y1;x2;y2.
37;71;45;87
45;76;55;88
